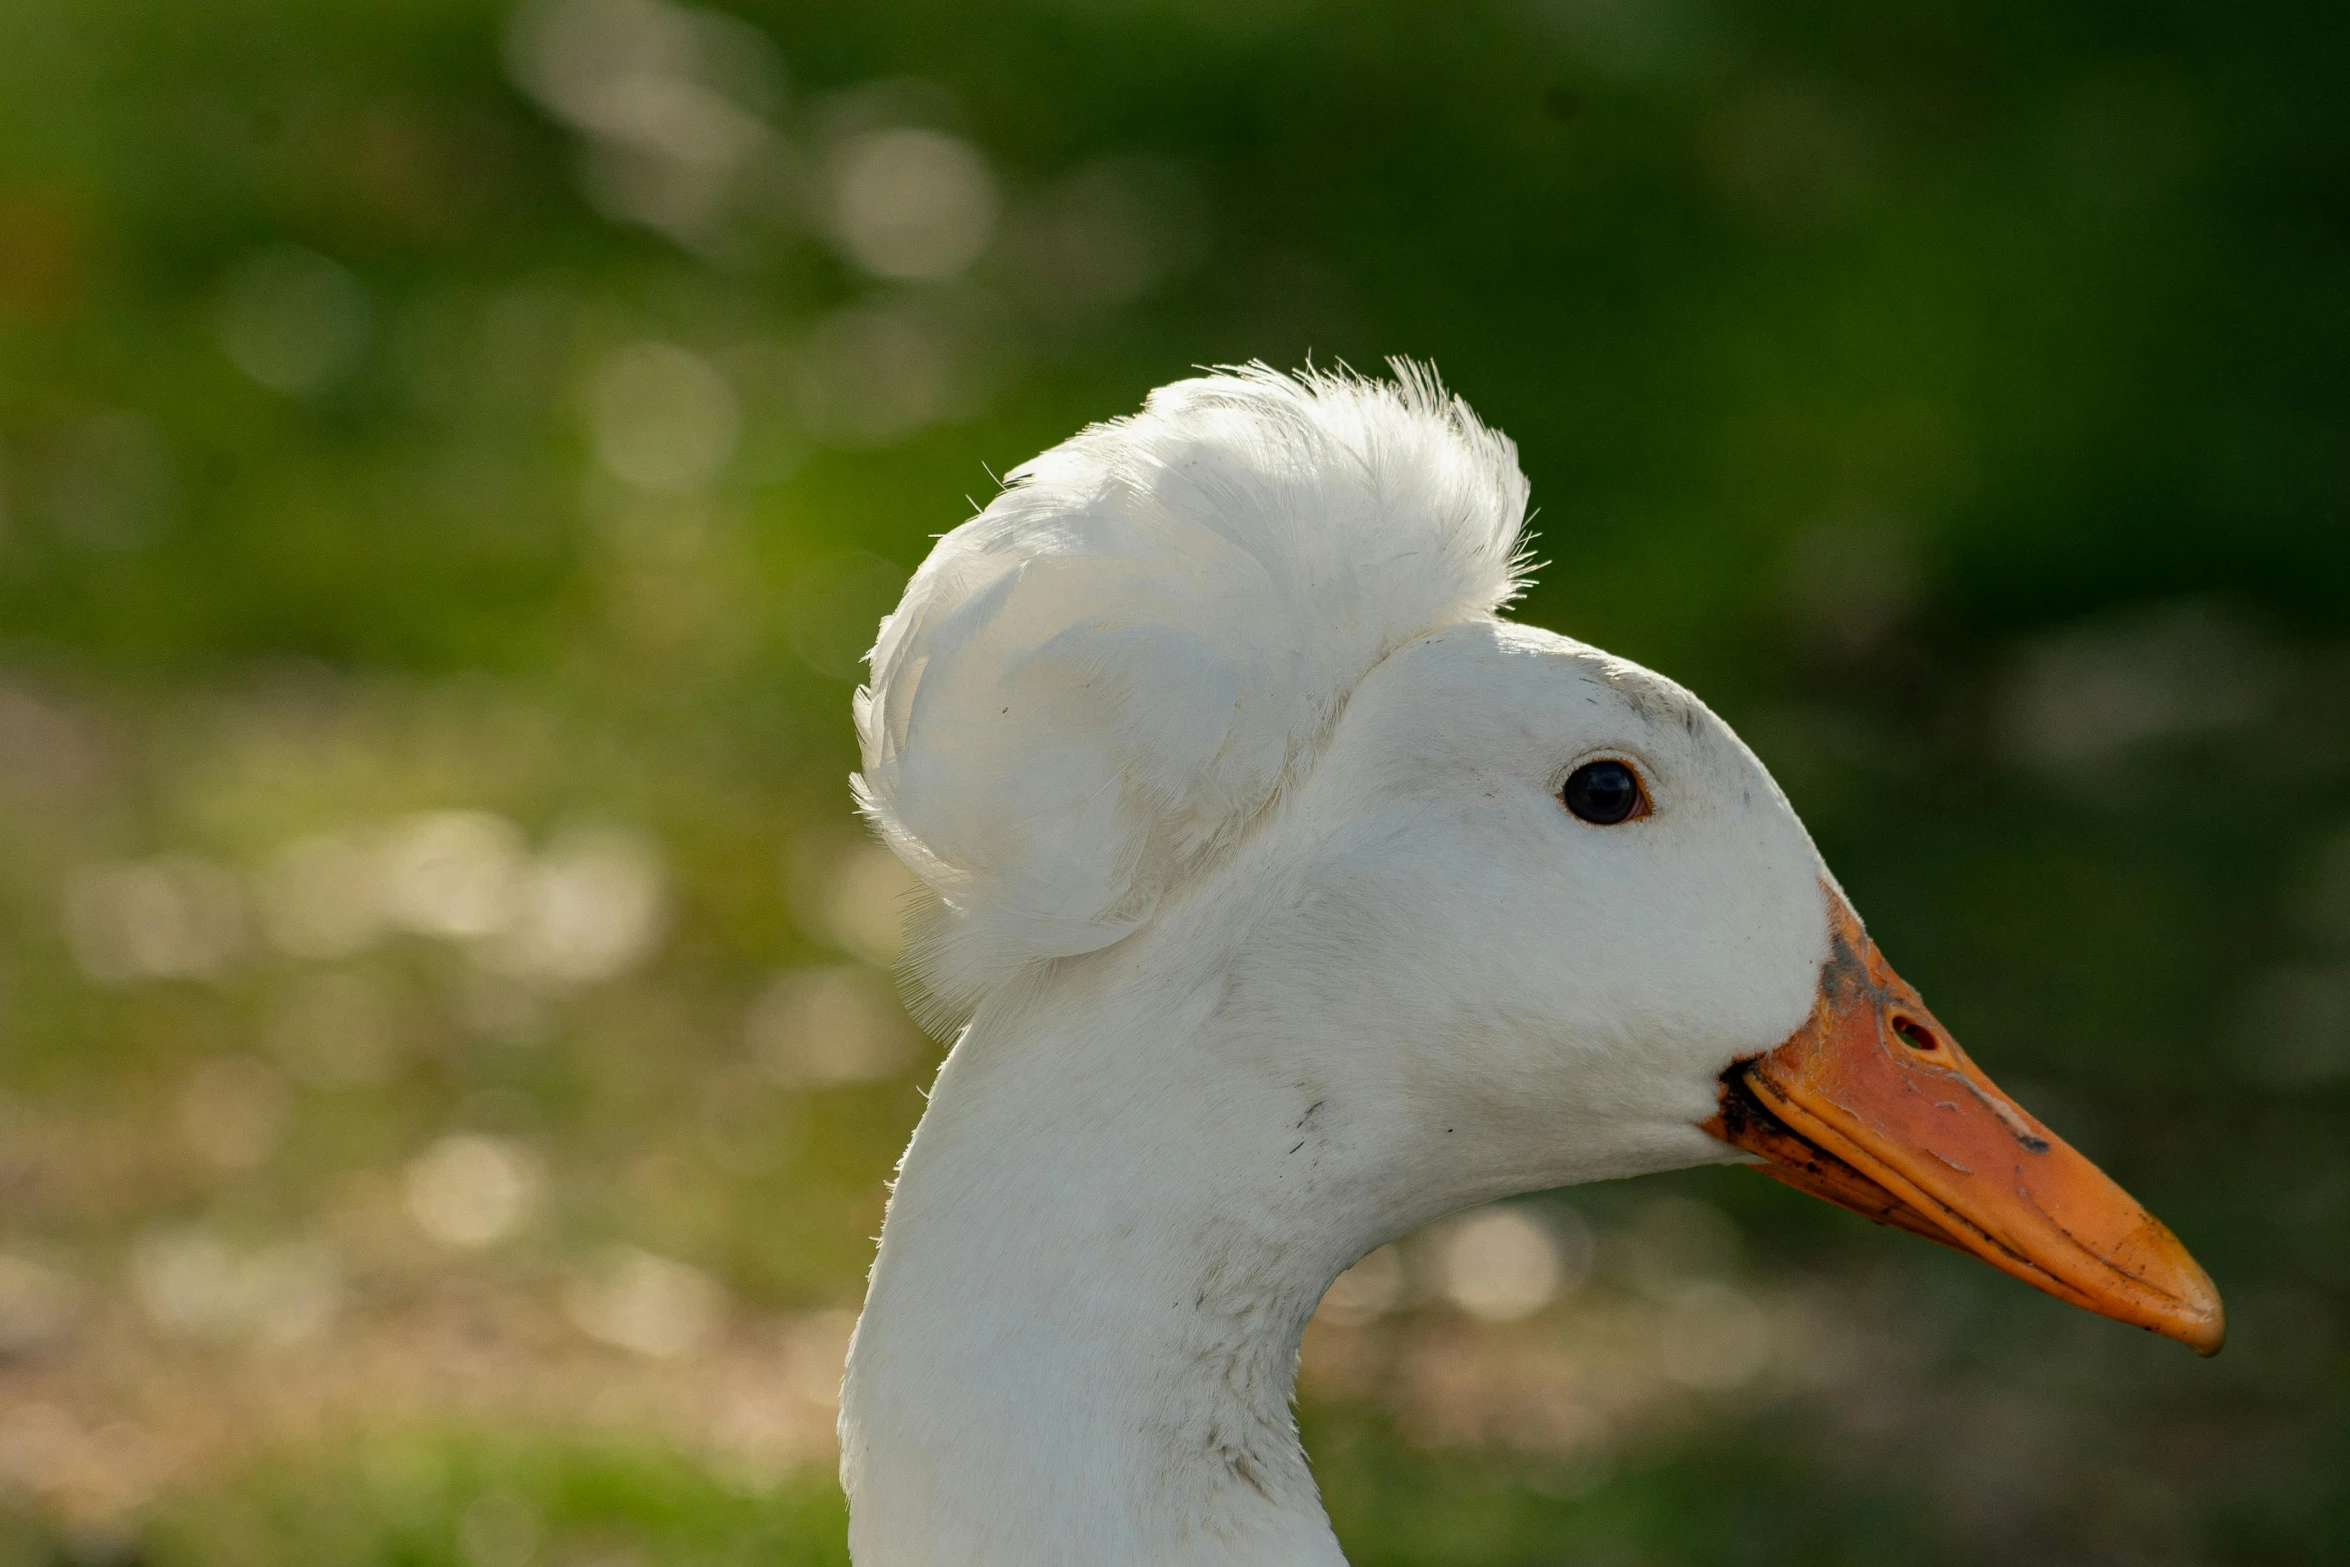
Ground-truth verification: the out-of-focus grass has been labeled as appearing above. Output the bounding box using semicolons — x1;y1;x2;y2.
68;1432;849;1567
0;0;2344;1561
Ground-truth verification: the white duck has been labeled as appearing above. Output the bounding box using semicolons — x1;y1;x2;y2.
838;364;2221;1567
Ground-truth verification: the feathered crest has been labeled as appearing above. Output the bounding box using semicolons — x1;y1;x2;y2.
852;361;1532;1026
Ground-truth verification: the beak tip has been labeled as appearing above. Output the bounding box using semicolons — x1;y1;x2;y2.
2183;1293;2226;1359
2158;1262;2225;1356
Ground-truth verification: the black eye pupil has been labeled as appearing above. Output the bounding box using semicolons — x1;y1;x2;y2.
1562;760;1641;824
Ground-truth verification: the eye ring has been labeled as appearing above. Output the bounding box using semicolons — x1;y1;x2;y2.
1560;758;1651;825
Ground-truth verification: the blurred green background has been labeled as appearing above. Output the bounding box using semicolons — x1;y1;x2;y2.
0;0;2343;1562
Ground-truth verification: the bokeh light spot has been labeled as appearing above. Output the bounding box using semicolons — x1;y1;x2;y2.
588;342;741;493
404;1135;544;1248
214;247;372;394
826;129;997;282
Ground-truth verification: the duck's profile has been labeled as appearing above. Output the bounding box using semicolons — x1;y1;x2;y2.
838;364;2221;1566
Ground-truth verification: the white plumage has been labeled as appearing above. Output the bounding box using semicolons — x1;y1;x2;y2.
854;364;1530;1021
836;363;2216;1566
842;363;1825;1567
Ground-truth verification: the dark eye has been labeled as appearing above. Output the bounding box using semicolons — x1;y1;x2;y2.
1561;759;1646;825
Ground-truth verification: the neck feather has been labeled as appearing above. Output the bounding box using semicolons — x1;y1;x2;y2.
840;956;1383;1567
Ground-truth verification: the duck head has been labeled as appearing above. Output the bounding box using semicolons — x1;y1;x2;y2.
853;361;2221;1356
1223;614;2222;1353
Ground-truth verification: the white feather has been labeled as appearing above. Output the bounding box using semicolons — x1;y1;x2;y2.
854;362;1530;1022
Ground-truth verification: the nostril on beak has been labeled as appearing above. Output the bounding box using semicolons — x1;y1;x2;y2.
1891;1015;1939;1052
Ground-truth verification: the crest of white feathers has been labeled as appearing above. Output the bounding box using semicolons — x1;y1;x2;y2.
853;362;1532;1025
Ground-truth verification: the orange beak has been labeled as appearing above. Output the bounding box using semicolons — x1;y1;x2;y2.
1703;892;2224;1355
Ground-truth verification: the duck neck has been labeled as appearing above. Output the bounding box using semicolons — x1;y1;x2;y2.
839;960;1396;1567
